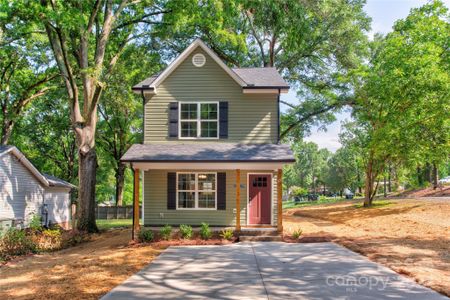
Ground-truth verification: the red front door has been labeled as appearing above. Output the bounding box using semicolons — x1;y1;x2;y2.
248;174;271;225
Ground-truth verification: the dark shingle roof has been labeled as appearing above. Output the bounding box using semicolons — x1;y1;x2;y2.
121;143;295;162
132;75;159;90
43;174;76;189
232;67;289;88
132;67;289;90
0;145;13;154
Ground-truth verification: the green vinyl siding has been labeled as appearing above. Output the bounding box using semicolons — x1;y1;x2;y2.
144;48;278;144
143;169;278;226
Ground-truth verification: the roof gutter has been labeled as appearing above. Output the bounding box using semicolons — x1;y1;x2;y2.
120;159;296;163
242;86;289;90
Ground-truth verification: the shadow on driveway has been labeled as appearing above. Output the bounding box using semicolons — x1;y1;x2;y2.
101;242;446;300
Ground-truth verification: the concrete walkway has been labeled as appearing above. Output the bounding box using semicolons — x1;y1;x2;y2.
101;242;446;300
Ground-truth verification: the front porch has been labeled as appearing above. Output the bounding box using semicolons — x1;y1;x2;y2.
130;168;284;240
120;143;295;240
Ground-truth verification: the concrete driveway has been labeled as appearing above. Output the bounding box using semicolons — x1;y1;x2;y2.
102;242;446;300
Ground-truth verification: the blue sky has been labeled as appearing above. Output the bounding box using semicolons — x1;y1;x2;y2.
283;0;450;152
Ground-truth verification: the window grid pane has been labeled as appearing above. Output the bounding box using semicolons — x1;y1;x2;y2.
200;121;218;138
180;121;197;137
179;103;218;139
180;103;198;120
200;103;218;120
177;173;216;209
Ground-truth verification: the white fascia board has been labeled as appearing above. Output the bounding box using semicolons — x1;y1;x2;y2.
242;89;280;94
9;147;50;187
131;162;291;171
150;39;246;89
132;89;156;95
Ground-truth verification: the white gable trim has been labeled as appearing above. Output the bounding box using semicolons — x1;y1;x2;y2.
150;39;246;89
1;146;50;186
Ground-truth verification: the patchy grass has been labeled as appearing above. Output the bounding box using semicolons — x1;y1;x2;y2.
96;219;133;230
283;196;352;209
284;198;450;297
0;229;163;299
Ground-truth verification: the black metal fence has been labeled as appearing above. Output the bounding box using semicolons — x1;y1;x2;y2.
95;205;142;219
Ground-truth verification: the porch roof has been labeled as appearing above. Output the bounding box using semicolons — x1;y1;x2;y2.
120;143;295;163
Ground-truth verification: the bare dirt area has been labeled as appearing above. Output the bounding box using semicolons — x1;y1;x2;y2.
394;185;450;197
0;229;164;300
284;198;450;297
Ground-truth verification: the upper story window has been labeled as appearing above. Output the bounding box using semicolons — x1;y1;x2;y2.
179;102;218;139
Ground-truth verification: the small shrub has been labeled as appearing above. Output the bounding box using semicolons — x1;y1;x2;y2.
33;229;62;251
220;229;234;240
291;186;308;197
199;222;212;240
292;228;303;240
29;214;42;232
138;229;154;243
0;228;35;260
179;224;193;239
160;225;172;240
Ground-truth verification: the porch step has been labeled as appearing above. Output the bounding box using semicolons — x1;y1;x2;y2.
239;235;283;242
239;228;279;236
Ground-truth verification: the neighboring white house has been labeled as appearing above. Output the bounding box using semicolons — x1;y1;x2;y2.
0;145;75;229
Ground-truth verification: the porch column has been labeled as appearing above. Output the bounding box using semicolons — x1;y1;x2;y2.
132;168;140;240
236;169;241;232
277;169;283;233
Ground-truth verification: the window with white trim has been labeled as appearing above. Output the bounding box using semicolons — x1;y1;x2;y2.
179;102;218;138
177;172;217;209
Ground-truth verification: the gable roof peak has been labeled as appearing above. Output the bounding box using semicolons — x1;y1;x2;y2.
148;38;247;90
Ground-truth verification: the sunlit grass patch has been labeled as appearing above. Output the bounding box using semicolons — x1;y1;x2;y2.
96;219;133;230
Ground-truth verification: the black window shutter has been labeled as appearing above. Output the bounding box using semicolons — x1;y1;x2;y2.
169;102;178;138
167;172;176;210
219;102;228;139
217;172;226;210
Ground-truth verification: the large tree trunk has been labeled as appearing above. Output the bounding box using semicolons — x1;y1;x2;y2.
383;175;387;197
0;119;13;145
364;157;375;207
115;164;126;206
432;163;438;190
417;166;423;186
77;147;98;232
388;164;392;193
357;171;362;194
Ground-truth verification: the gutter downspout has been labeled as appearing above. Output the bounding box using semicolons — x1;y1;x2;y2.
140;90;145;144
277;88;281;144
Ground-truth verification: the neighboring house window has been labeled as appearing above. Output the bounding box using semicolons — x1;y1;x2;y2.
177;172;216;209
179;102;218;139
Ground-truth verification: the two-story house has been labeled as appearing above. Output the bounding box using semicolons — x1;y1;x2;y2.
121;39;295;238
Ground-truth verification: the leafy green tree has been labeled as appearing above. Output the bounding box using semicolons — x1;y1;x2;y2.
352;1;450;206
97;43;161;206
2;0;171;231
0;17;56;144
11;90;78;184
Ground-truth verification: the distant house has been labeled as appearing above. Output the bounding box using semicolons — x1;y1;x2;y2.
0;146;75;230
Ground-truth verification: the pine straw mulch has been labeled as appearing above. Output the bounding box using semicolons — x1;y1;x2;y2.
0;229;235;300
283;198;450;297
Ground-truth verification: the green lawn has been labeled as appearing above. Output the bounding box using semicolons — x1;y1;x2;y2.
283;196;355;209
96;219;134;230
